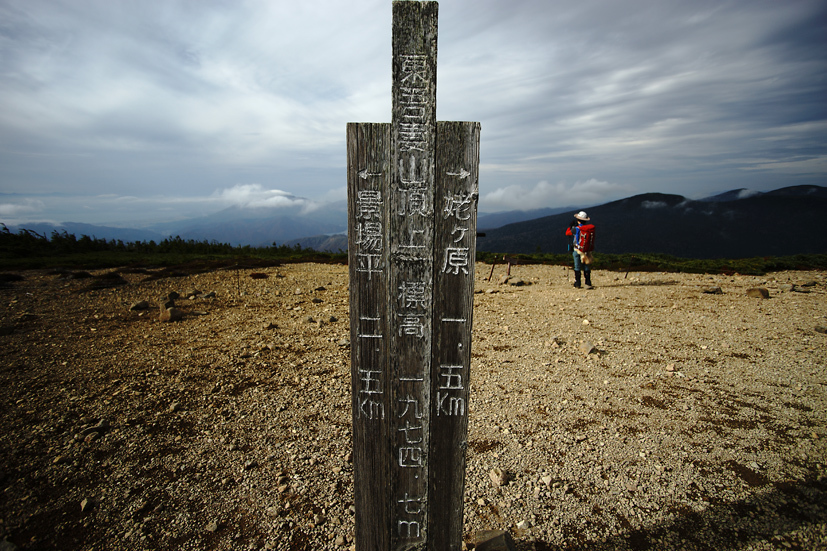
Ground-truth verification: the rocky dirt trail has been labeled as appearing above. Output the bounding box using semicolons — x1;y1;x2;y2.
0;263;825;550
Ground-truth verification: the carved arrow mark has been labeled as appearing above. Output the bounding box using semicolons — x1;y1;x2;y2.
358;169;383;180
446;168;471;179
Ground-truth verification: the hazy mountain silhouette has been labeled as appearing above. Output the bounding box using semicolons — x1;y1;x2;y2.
8;186;825;256
476;207;573;230
477;185;827;258
148;200;348;247
285;234;348;252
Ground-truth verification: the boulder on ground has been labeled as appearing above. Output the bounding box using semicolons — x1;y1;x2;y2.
746;288;770;299
476;530;516;551
159;307;184;322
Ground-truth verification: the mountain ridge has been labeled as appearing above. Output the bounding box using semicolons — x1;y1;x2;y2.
477;185;827;258
4;185;825;256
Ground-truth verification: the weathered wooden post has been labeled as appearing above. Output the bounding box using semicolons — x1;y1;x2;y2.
347;2;480;549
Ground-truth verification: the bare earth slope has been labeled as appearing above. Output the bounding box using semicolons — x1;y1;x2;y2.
0;263;825;550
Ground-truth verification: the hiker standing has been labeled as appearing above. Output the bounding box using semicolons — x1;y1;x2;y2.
565;211;595;289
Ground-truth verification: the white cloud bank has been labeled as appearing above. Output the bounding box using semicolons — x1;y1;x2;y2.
211;184;314;211
0;185;322;227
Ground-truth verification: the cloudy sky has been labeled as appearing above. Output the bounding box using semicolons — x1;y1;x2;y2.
1;0;825;226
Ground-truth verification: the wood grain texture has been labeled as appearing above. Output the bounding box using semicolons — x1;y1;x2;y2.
428;121;480;551
348;3;480;549
347;122;393;550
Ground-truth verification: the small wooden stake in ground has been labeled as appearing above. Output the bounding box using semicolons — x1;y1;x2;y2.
347;2;480;549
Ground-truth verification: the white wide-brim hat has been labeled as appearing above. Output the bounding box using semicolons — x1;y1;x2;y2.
574;211;590;221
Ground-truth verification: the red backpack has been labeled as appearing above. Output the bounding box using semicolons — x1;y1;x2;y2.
576;224;595;252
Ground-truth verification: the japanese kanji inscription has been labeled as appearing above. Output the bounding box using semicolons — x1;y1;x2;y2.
347;2;480;550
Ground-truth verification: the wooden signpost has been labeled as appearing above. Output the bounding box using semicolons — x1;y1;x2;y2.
347;2;480;549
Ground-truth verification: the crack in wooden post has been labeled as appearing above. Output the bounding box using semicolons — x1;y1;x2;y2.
347;2;480;550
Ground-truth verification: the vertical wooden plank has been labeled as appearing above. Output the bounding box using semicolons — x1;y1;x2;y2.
389;2;438;549
349;3;481;549
429;121;480;551
347;122;393;551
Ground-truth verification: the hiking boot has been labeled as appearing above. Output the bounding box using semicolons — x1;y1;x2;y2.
584;272;593;289
573;270;581;288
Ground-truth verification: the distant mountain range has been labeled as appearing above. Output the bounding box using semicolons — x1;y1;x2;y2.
5;200;349;248
146;200;348;247
477;185;827;258
5;185;825;258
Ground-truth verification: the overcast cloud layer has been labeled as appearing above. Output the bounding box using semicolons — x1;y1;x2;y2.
1;0;825;226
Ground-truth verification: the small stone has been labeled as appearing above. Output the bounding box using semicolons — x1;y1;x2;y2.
306;316;316;324
266;506;280;517
294;288;302;295
516;520;530;530
746;287;769;299
335;535;347;546
80;498;91;512
541;475;553;487
159;307;184;323
666;363;676;372
129;301;150;311
311;298;323;304
579;341;596;355
329;316;338;323
205;521;219;533
169;402;181;413
475;529;517;551
815;326;827;335
703;287;723;294
779;283;795;292
489;467;508;487
582;319;590;325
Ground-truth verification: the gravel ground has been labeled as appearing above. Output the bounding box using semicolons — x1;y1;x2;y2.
0;262;825;551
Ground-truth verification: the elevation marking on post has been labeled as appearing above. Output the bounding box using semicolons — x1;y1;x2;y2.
347;2;480;550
